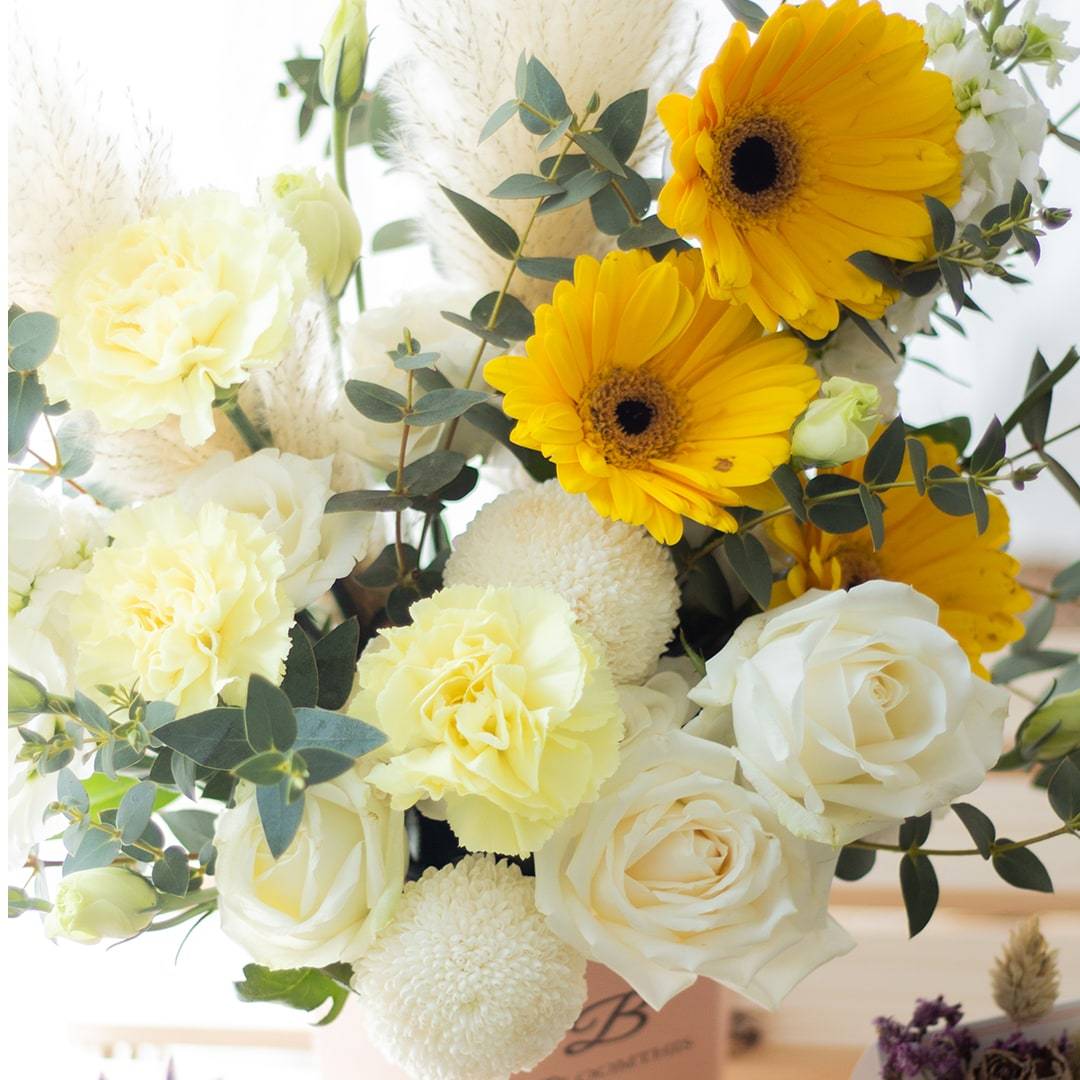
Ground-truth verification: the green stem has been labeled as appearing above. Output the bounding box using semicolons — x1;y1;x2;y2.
1039;448;1080;507
1007;422;1080;463
331;106;365;314
850;822;1076;859
218;398;269;452
393;373;414;582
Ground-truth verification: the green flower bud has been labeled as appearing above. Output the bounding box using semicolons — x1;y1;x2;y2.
993;25;1026;57
262;169;361;299
44;867;157;944
791;377;882;467
319;0;368;109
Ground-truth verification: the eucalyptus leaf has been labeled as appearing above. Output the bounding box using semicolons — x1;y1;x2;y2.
489;173;564;199
161;809;217;854
8;370;46;457
771;463;807;521
863;417;906;486
1047;756;1080;824
720;0;768;32
951;803;995;858
992;845;1053;893
63;826;121;875
899;852;938;937
8;311;59;371
257;781;305;859
470;293;534;340
244;675;297;753
517;256;575;282
594;89;647;163
117;781;157;845
281;627;319;709
806;474;866;534
313;619;360;711
152;846;190;896
518;57;570;133
325;490;412;513
439;186;519;259
835;846;876;881
617;215;680;250
926;466;974;516
478;99;517;143
970;416;1006;475
406;388;490;427
925;195;956;252
386;450;465;496
722;533;773;611
294;707;387;759
344;380;407;423
1052;561;1080;602
154;708;250;770
370;218;420;252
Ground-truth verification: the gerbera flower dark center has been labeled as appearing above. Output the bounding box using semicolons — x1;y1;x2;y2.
731;136;780;195
836;546;882;590
709;114;800;218
615;398;655;435
583;368;683;468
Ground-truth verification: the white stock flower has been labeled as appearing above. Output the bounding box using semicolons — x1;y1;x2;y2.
44;868;157;945
444;481;680;683
689;582;1009;847
1018;1;1079;86
215;769;407;970
791;377;882;467
177;449;373;610
354;855;586;1080
931;35;1048;224
42;190;308;447
337;292;489;472
924;3;967;53
535;730;853;1011
384;0;708;306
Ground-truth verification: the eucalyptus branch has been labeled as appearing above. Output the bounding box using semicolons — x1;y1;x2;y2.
679;467;1033;580
439;131;577;454
1006;421;1080;464
1038;448;1080;507
393;372;414;579
850;821;1077;859
902;209;1045;277
22;443;103;505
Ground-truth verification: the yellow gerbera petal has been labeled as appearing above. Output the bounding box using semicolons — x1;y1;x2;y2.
657;0;962;338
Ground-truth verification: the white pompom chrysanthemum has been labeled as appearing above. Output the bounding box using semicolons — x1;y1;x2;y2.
444;482;679;683
354;855;585;1080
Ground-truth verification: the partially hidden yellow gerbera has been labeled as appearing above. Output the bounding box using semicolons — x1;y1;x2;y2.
768;434;1030;676
484;249;819;545
657;0;963;339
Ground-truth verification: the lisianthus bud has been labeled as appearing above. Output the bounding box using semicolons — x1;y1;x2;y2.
44;868;157;944
262;170;361;299
1018;1;1079;87
993;25;1027;56
791;376;882;466
319;0;368;108
966;0;994;17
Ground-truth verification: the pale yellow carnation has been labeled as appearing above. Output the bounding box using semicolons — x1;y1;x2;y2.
352;585;623;857
44;190;308;446
71;496;291;716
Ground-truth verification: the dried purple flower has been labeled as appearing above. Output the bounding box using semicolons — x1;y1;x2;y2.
875;997;979;1079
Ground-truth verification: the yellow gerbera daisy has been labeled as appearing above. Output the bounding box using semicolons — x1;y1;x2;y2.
484;249;819;545
768;435;1030;675
657;0;963;339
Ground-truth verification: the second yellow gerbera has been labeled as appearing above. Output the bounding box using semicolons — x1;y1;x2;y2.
768;434;1030;675
485;249;819;544
657;0;963;339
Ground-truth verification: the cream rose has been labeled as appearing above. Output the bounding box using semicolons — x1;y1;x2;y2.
44;868;157;945
689;582;1009;846
43;190;308;446
261;170;361;299
353;585;624;857
337;294;490;472
177;449;373;610
215;769;407;969
535;729;852;1010
71;496;291;716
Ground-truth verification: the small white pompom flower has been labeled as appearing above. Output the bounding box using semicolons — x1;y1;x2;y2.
444;482;679;684
353;855;586;1080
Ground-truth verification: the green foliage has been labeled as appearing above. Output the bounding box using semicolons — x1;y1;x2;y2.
835;846;876;881
863;417;907;486
8;311;58;371
899;852;938;937
371;218;420;253
8;369;47;457
235;963;352;1025
1048;755;1080;824
771;463;807;521
152;846;191;896
992;845;1053;893
281;628;319;709
470;293;534;341
439;186;520;259
406;387;490;427
951;803;995;858
257;781;305;859
721;533;773;611
721;0;768;32
245;675;298;753
345;380;408;422
116;781;157;845
8;886;51;919
312;618;360;710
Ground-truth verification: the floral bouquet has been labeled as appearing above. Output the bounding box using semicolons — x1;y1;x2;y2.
7;1;1080;1078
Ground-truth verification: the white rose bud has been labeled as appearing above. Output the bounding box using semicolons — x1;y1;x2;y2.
790;376;882;466
319;0;368;108
44;868;157;944
993;25;1027;56
689;582;1009;847
262;170;361;300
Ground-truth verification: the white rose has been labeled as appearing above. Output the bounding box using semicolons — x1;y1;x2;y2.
337;293;491;472
535;730;853;1010
689;582;1009;847
617;664;696;746
812;321;902;418
44;868;157;944
790;376;882;466
215;768;407;969
177;449;373;610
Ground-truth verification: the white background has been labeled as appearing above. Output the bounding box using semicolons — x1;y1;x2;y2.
5;0;1080;1075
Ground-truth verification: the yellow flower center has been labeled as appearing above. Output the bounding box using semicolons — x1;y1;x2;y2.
581;368;685;469
833;544;883;590
707;113;802;223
